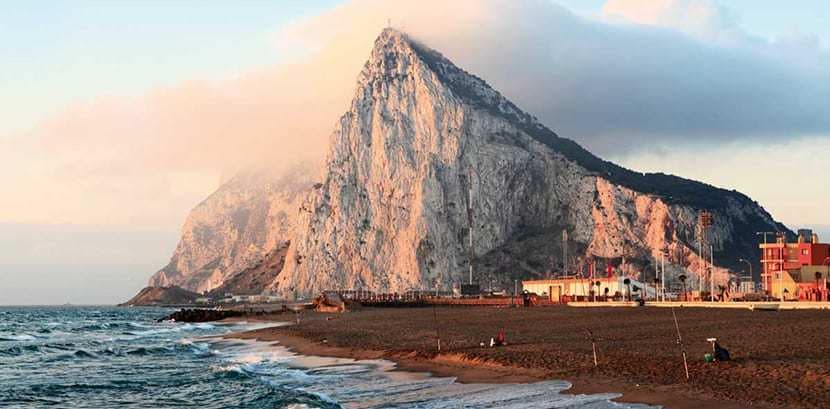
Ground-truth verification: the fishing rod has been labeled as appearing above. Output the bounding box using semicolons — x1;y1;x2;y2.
586;329;598;367
432;303;441;353
671;307;690;380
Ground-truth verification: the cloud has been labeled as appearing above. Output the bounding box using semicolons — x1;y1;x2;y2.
277;0;830;151
2;0;829;229
1;30;365;226
601;0;741;41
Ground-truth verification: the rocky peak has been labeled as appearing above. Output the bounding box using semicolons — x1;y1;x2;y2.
371;30;784;215
268;29;785;298
362;29;538;134
137;29;787;301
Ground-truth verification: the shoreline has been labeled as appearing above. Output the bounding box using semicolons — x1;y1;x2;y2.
227;325;764;409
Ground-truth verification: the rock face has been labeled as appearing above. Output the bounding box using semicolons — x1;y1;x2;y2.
206;241;291;297
148;163;315;293
144;29;787;299
270;29;786;297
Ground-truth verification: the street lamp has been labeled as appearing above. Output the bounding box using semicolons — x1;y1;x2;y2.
661;249;667;302
738;258;753;292
710;244;715;302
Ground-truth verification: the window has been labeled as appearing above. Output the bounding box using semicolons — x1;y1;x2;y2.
802;249;809;255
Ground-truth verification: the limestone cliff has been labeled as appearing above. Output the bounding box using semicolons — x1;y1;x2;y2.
270;29;786;297
148;163;315;293
144;29;786;299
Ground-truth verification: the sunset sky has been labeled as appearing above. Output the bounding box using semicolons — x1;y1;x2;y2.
2;0;828;304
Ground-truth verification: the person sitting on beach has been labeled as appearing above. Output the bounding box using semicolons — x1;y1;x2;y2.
495;330;506;347
714;342;731;361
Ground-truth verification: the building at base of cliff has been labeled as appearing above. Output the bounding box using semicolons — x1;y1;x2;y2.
522;276;656;303
760;229;830;301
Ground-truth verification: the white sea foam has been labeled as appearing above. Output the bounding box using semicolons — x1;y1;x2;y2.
0;334;37;341
210;337;658;409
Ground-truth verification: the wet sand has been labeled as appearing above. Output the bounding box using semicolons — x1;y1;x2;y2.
232;305;830;408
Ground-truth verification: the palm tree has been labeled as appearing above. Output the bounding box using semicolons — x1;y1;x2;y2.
623;278;631;301
678;274;687;301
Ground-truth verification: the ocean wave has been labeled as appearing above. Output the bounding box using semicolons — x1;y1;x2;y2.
0;334;37;341
305;364;375;377
41;342;77;352
180;323;216;331
121;322;216;337
125;346;174;356
43;348;100;362
0;344;42;356
75;323;111;331
73;349;98;359
181;341;216;357
123;329;173;336
212;363;250;375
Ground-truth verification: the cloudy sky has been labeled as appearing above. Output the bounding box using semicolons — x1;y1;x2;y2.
2;0;828;304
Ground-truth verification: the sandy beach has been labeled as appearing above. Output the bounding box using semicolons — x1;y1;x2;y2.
228;305;830;409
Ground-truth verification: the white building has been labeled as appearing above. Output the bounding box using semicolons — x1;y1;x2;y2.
522;276;656;302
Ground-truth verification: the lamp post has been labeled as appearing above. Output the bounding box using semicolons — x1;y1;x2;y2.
710;244;715;302
661;250;667;302
654;255;660;301
738;258;753;292
698;226;704;297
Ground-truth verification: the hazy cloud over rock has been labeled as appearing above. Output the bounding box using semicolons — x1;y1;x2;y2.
2;0;828;228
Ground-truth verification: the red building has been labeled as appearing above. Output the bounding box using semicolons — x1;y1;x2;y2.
760;229;830;300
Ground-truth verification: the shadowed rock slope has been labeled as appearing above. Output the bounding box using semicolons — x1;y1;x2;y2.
147;163;316;293
120;286;201;306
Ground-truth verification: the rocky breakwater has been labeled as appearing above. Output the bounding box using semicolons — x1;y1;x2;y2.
157;309;247;323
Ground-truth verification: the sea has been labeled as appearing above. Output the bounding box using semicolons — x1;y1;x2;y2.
0;306;657;408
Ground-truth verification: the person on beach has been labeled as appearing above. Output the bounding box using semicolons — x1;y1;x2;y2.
492;331;506;347
714;342;731;361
